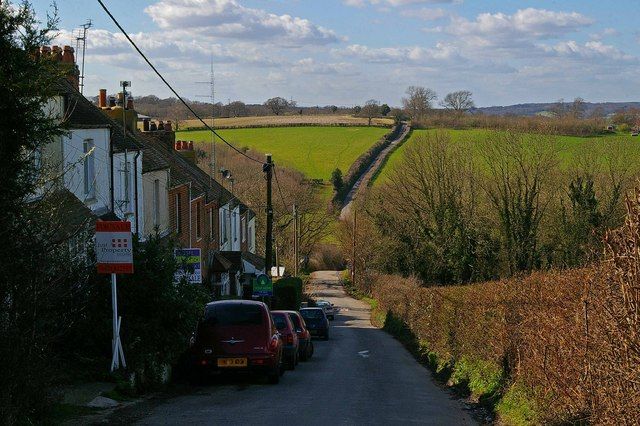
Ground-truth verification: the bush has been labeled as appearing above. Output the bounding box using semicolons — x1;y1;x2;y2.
273;277;303;310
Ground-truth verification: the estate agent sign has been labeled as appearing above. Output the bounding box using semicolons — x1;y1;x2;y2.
96;221;134;274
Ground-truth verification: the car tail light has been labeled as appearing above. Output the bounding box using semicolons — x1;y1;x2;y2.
269;338;278;351
252;358;265;365
200;360;208;366
286;334;293;344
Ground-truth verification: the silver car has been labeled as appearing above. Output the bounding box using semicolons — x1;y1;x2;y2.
316;300;335;320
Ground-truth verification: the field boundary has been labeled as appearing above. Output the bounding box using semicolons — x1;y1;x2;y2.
368;128;413;187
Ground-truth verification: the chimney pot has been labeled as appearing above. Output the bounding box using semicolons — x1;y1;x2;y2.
51;45;62;61
149;121;158;131
126;97;134;110
164;120;172;132
188;141;194;150
158;120;165;131
143;118;150;132
40;46;51;56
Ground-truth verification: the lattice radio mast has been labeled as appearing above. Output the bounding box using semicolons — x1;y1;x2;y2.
197;58;216;186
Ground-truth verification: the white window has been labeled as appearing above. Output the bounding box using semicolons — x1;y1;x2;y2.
233;211;238;242
248;223;254;250
209;209;214;240
83;139;95;199
241;216;246;243
196;203;202;240
175;193;182;234
221;208;228;244
153;179;160;226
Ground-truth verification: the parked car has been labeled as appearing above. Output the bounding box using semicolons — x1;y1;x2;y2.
316;300;335;320
300;307;330;340
192;300;284;384
284;310;313;361
271;311;300;369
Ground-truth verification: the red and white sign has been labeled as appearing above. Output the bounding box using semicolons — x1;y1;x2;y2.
96;221;134;274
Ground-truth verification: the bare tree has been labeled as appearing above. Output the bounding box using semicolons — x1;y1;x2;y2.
264;97;289;116
402;86;437;123
441;90;475;113
362;99;380;126
481;132;560;274
227;100;247;117
569;97;586;119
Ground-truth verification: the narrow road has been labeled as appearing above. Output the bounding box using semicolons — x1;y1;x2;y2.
113;271;473;425
340;124;410;220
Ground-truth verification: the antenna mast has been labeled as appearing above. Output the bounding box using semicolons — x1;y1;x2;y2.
197;57;216;186
74;19;92;95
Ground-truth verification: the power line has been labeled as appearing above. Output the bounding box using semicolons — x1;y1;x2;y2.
272;164;290;211
95;0;264;165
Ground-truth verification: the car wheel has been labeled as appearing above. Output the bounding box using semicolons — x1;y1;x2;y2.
267;366;280;384
300;346;308;362
288;353;296;370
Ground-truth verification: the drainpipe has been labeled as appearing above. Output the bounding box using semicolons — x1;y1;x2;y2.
109;128;114;213
133;150;140;236
188;182;192;247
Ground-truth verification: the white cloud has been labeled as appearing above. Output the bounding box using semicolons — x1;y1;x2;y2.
541;40;634;62
446;8;593;49
335;43;460;64
145;0;342;46
345;0;458;7
400;7;447;21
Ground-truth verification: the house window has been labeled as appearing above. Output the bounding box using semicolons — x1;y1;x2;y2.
233;211;237;242
221;208;228;244
196;203;202;240
153;179;160;226
248;223;254;250
241;216;246;243
83;139;95;199
175;193;182;234
209;209;214;240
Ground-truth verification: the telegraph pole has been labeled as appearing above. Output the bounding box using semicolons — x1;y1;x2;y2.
264;154;273;276
293;204;298;277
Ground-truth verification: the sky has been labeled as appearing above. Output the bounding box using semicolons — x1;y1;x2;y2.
31;0;640;107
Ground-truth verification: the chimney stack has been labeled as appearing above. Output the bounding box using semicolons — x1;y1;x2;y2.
51;45;62;61
174;140;196;163
98;89;107;108
62;45;75;64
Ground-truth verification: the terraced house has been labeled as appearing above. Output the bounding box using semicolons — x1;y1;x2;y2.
38;45;262;294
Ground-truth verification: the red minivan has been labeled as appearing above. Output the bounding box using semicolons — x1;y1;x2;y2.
192;300;285;384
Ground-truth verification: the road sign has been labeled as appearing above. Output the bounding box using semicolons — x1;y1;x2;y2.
174;248;202;284
253;273;273;297
96;221;133;274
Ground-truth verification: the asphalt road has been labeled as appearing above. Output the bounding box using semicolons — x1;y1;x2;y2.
124;271;474;425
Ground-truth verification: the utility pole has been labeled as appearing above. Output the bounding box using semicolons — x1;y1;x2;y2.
351;209;357;287
293;204;298;277
264;154;273;277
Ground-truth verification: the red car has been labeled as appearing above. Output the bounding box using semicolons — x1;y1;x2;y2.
271;311;300;369
192;300;285;384
284;310;313;361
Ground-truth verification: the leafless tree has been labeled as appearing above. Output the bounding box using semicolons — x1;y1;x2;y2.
227;100;247;117
264;97;289;116
362;99;380;126
402;86;437;123
441;90;475;113
481;132;560;274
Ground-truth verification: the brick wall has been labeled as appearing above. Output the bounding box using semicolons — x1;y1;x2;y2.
168;184;190;247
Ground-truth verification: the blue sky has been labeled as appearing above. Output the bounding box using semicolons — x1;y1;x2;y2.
33;0;640;107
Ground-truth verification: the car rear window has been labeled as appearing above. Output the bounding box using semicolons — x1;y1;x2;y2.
300;309;323;319
272;314;287;330
204;304;264;326
288;313;302;328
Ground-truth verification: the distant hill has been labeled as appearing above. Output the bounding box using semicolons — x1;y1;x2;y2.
472;102;640;117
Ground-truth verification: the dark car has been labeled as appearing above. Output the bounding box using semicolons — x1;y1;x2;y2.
271;311;300;369
192;300;284;384
285;310;313;361
300;307;330;340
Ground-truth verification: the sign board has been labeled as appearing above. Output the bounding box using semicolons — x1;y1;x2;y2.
96;221;133;274
174;248;202;284
271;266;285;278
253;273;273;297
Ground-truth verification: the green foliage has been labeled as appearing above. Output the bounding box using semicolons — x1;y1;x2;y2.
450;356;504;400
273;277;303;310
74;235;209;392
380;104;391;116
330;167;344;194
496;384;540;426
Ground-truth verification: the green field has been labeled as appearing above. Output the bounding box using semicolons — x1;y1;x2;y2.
374;129;639;184
178;126;388;182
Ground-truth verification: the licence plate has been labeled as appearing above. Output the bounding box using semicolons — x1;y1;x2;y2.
217;357;247;368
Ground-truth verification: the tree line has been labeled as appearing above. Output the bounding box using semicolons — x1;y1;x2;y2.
341;131;635;285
